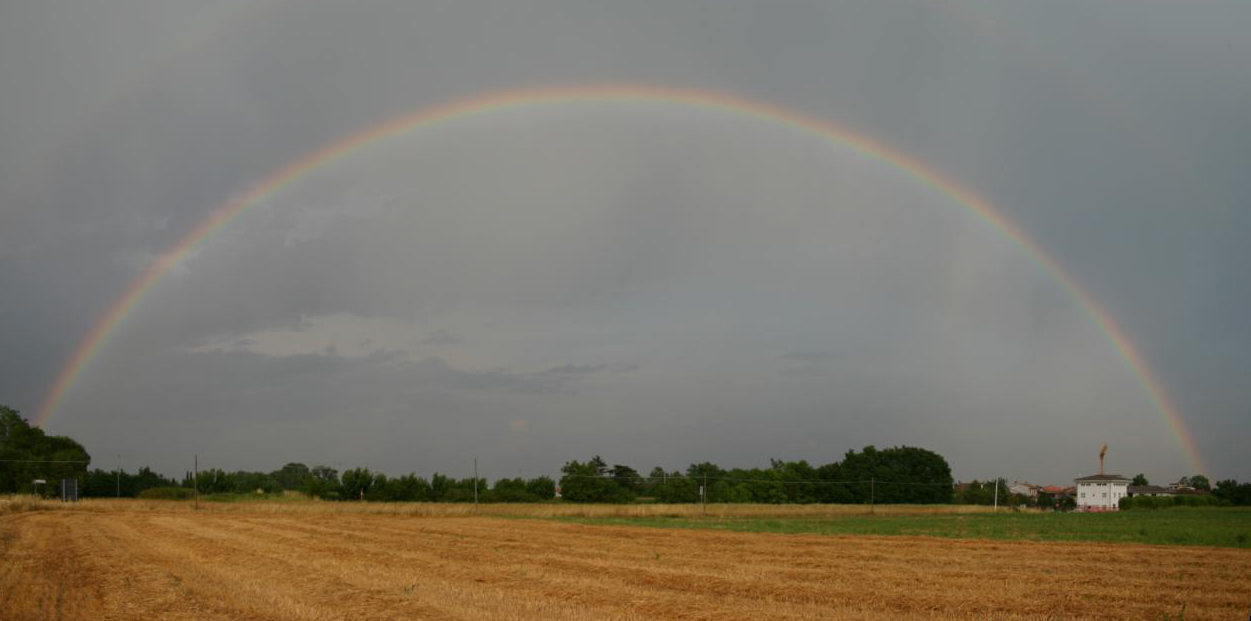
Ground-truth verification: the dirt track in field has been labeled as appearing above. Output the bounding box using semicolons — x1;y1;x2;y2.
2;510;1248;620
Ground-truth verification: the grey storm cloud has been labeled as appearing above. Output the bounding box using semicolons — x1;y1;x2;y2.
539;363;639;376
780;353;833;362
2;1;1249;482
420;329;464;347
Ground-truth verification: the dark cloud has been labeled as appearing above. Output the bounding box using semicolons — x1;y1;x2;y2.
420;329;463;348
539;363;639;376
779;353;833;362
2;1;1248;483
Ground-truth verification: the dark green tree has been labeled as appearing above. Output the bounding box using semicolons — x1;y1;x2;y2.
954;479;1010;505
559;458;635;502
232;470;279;494
490;477;538;502
83;466;179;497
341;468;373;500
525;475;556;500
610;464;642;493
430;472;453;501
651;470;698;503
1132;473;1149;486
390;474;432;501
0;405;90;495
365;473;396;501
271;462;311;491
589;455;609;476
307;465;340;499
1213;479;1251;506
837;446;954;503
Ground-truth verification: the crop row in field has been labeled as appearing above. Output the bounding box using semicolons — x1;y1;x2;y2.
7;497;1247;546
0;496;1008;517
563;507;1251;548
3;507;1250;620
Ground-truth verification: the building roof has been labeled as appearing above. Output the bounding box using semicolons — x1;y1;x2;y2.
1041;485;1070;493
1172;488;1207;496
1075;474;1130;482
1128;485;1172;494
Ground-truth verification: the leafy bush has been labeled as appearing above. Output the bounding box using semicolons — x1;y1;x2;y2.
560;457;637;503
0;405;90;494
1120;494;1222;510
137;486;194;500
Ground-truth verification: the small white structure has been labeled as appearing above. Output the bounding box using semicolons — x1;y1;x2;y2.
1128;485;1174;498
1075;474;1130;511
1009;481;1041;500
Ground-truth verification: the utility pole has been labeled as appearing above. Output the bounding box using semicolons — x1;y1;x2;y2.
993;478;999;512
194;454;199;511
473;457;479;511
870;479;875;515
702;472;707;516
116;454;121;498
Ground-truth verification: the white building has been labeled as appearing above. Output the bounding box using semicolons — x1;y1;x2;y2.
1075;474;1130;511
1008;482;1041;500
1127;485;1174;498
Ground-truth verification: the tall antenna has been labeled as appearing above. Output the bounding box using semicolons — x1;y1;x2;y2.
1099;443;1108;475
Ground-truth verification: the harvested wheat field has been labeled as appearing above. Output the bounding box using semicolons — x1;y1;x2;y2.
2;508;1249;621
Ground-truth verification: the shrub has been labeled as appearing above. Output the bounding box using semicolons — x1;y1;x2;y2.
1120;494;1221;510
1172;494;1221;507
137;486;194;500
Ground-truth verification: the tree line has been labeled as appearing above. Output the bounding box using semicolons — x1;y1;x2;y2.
559;445;954;503
150;463;558;503
0;405;90;493
6;404;1250;506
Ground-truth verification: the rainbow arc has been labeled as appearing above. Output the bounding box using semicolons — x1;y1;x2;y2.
33;84;1207;475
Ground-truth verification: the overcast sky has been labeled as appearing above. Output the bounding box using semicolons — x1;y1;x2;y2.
2;1;1247;485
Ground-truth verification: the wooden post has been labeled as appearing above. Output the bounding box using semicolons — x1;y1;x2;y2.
473;457;479;512
194;454;199;511
702;472;707;516
870;478;875;515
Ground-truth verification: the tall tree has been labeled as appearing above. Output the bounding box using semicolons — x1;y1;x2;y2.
559;458;635;503
341;468;374;500
1213;479;1251;506
610;464;642;492
271;462;311;491
307;465;340;499
0;405;90;494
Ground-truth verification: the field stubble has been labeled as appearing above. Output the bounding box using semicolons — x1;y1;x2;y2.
0;497;1012;517
1;501;1248;621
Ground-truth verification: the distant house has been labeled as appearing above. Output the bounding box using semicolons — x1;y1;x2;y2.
1008;482;1042;500
1167;478;1197;492
1075;474;1130;511
1127;485;1174;498
1042;485;1073;497
1034;485;1075;510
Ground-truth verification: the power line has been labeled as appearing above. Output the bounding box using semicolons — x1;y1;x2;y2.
0;459;90;463
559;474;954;486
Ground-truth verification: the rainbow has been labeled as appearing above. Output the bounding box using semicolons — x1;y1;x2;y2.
33;84;1208;475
